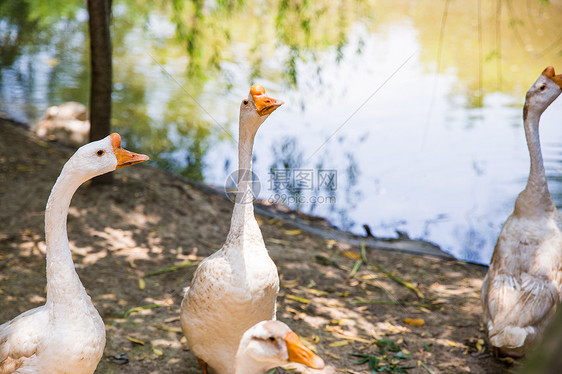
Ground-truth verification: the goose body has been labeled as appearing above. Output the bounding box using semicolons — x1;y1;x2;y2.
181;85;283;373
0;134;148;373
481;66;562;357
234;321;325;374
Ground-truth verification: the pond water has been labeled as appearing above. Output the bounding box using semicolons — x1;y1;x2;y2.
2;0;562;264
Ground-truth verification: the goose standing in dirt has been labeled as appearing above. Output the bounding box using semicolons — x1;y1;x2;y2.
181;84;283;373
481;66;562;357
234;320;325;374
0;134;148;373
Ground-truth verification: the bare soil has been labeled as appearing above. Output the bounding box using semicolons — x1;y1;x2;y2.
0;121;511;373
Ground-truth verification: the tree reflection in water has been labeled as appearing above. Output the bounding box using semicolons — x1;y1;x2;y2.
2;0;562;262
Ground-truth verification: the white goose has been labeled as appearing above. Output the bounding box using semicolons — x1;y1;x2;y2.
481;66;562;357
235;320;325;374
181;84;283;373
0;133;148;373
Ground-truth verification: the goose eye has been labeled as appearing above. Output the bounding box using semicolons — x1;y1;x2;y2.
96;150;105;156
268;337;276;343
243;99;249;105
540;85;546;91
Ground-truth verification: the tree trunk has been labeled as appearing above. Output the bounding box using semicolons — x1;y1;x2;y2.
88;0;113;185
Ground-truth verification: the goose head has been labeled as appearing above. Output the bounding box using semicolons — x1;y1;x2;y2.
525;66;562;117
235;320;325;373
239;84;284;134
64;133;149;181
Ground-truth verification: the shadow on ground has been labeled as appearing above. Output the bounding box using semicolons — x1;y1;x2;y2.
0;121;509;373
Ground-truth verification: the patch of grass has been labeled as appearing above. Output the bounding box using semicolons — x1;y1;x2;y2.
352;338;414;373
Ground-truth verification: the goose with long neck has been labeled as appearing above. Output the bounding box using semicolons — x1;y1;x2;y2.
481;66;562;357
0;134;148;374
180;84;283;374
234;321;325;374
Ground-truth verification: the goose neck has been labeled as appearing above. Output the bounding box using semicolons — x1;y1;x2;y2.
44;165;88;306
515;106;556;215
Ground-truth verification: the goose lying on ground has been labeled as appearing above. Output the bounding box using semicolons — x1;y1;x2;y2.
234;320;325;374
0;133;148;373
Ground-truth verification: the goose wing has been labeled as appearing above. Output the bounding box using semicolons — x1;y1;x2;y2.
0;307;48;374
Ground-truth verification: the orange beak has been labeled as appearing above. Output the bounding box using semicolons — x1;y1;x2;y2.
250;84;284;116
110;133;150;169
284;331;325;370
542;66;562;89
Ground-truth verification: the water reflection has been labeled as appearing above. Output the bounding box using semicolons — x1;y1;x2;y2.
1;0;562;264
0;0;88;121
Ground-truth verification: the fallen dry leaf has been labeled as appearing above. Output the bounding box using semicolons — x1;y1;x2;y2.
126;336;145;345
299;287;329;296
403;318;425;326
329;319;346;325
334;334;372;344
475;338;485;352
153;324;182;333
376;321;409;334
328;340;352;347
281;279;299;288
284;229;302;236
285;294;310;304
325;351;341;360
436;339;469;350
16;165;33;172
268;238;290;245
499;357;516;364
342;251;361;260
436;360;466;368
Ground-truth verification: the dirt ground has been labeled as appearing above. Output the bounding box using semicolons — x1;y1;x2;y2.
0;120;512;373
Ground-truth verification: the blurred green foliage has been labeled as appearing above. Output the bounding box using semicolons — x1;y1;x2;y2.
1;0;561;181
